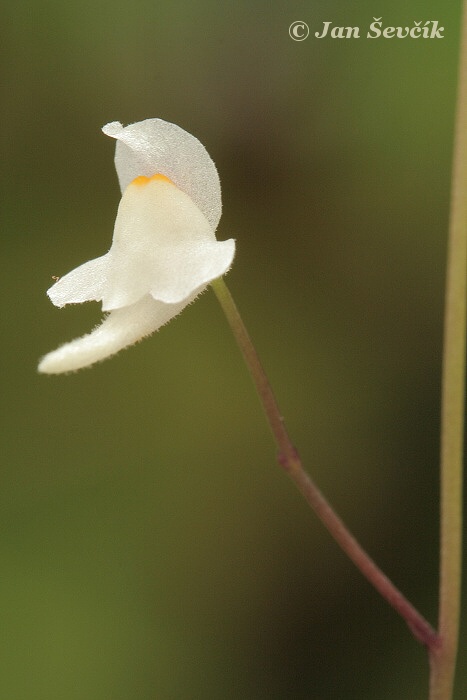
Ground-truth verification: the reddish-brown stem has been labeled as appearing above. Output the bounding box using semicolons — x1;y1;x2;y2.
211;277;438;651
280;450;438;648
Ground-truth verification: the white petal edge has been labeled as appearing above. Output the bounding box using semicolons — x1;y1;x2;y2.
102;239;235;311
38;293;198;374
102;119;222;231
47;255;110;307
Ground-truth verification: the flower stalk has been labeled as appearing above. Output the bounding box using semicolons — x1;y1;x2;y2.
211;276;438;650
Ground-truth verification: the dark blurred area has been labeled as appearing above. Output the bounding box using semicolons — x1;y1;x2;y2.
2;1;466;698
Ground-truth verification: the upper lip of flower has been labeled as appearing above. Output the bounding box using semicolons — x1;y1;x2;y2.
102;119;223;231
38;118;235;375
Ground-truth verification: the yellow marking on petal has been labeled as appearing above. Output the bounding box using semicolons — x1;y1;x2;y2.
131;173;175;187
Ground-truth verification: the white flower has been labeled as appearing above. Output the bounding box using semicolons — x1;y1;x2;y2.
38;119;235;374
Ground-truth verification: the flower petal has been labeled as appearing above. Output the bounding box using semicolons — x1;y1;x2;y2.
38;293;197;374
47;255;110;307
100;175;235;311
102;119;222;230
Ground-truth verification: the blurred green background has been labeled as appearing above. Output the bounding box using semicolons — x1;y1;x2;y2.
2;0;466;698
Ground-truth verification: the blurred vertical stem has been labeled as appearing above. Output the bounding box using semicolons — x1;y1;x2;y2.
430;3;467;698
211;277;437;650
